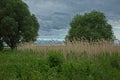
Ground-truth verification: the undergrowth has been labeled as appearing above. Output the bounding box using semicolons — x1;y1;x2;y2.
0;50;120;80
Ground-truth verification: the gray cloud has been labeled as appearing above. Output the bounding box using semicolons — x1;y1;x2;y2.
23;0;120;39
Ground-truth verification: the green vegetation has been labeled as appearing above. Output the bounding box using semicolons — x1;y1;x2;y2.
0;0;119;80
66;11;114;41
0;0;40;50
0;50;120;80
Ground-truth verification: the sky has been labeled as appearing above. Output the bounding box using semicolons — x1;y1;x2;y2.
23;0;120;41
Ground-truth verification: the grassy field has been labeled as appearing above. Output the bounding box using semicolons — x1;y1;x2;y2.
0;41;120;80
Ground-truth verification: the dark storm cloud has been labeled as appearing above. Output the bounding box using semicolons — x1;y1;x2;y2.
23;0;120;38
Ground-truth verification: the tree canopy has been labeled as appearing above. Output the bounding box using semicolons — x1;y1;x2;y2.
66;11;114;42
0;0;40;49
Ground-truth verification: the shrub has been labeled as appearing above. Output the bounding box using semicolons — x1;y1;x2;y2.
110;53;120;70
47;51;64;72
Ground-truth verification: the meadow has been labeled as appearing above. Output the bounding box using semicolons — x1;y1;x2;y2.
0;41;120;80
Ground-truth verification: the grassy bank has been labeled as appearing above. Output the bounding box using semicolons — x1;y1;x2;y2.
0;49;120;80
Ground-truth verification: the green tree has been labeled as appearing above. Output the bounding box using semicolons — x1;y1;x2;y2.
66;11;114;42
0;0;40;49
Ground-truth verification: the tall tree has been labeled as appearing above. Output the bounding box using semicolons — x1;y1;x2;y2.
0;0;40;49
66;11;114;41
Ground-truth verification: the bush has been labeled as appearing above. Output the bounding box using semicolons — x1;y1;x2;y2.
110;53;120;70
47;51;64;72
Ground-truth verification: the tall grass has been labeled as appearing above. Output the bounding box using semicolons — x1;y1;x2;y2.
18;40;120;55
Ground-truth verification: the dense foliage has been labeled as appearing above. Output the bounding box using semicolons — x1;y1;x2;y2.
0;50;120;80
0;0;40;49
66;11;114;41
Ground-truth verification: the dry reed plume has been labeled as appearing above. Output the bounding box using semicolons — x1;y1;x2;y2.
18;40;120;55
